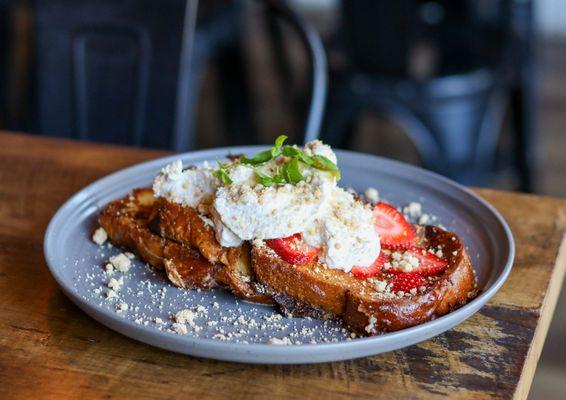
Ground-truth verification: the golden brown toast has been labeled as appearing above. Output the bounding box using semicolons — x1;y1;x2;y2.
98;188;220;289
344;226;477;334
99;189;477;335
99;189;272;303
149;199;273;304
251;226;477;335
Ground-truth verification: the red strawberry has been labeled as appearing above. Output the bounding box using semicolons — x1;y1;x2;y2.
373;202;417;249
390;272;427;293
351;252;388;278
387;247;449;276
266;233;318;266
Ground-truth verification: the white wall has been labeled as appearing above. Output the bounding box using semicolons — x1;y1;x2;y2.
536;0;566;37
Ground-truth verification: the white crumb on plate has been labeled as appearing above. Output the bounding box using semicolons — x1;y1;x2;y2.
364;187;379;202
267;337;292;345
109;253;132;272
92;227;108;245
172;322;188;335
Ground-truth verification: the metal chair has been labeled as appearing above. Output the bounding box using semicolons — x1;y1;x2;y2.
261;0;327;144
321;0;535;191
20;0;326;150
31;0;227;150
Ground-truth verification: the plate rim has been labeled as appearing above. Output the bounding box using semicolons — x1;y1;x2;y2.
43;146;515;364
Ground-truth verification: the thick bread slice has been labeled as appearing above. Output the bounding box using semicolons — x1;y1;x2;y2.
344;226;477;334
252;242;359;316
163;243;220;290
251;226;477;335
100;190;273;303
151;199;273;304
98;189;165;268
150;200;227;264
98;189;220;289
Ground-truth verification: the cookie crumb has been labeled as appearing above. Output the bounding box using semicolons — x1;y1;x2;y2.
92;227;108;245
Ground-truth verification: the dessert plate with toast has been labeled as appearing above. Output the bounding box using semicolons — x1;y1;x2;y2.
44;137;514;363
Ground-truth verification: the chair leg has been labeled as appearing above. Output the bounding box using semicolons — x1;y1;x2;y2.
216;43;258;145
510;71;536;193
321;85;360;149
509;0;536;193
263;6;299;113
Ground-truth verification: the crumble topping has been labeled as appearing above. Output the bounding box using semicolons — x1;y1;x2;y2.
383;249;420;273
364;187;379;202
154;139;380;271
403;202;422;218
108;253;132;272
92;227;108;245
267;337;293;345
107;277;123;290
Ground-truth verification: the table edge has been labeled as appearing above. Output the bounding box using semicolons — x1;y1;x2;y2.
514;232;566;400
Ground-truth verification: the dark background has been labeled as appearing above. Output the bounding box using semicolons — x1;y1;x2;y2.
0;1;564;397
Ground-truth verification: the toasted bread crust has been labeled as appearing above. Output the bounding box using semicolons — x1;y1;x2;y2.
98;189;220;289
151;199;273;304
99;189;477;335
252;243;361;316
252;226;477;335
344;226;477;334
163;242;221;290
100;190;273;304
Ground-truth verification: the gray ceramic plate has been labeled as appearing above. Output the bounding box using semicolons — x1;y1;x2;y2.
44;147;514;364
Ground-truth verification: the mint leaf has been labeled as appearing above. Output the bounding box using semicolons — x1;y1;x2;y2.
240;150;273;165
241;135;288;165
311;155;340;179
272;174;286;185
283;157;303;183
272;135;287;156
255;170;274;187
213;161;233;185
282;145;314;165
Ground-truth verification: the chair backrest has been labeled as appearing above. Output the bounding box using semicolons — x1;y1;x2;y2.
261;0;327;144
34;0;186;148
32;0;327;148
341;0;513;77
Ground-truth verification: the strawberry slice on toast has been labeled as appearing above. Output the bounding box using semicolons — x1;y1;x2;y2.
373;202;417;249
390;272;427;293
350;252;388;278
385;247;449;277
265;233;319;266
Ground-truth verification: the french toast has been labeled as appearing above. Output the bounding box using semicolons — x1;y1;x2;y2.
99;189;272;303
251;225;477;334
95;137;479;337
98;189;477;336
98;189;220;289
149;199;273;304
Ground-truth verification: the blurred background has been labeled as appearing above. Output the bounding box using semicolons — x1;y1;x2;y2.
0;0;564;397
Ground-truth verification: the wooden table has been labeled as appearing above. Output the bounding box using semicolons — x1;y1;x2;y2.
1;131;565;400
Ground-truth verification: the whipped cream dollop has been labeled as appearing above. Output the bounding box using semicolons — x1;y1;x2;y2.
153;160;219;208
152;140;380;271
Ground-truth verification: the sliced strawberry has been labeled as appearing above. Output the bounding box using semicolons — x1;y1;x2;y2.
387;247;449;276
350;252;388;278
373;202;417;249
390;272;427;293
265;233;318;266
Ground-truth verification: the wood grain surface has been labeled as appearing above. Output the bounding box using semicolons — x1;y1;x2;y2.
0;132;565;400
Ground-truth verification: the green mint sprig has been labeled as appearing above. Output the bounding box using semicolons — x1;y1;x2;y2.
282;145;340;180
213;160;232;185
255;170;286;187
213;134;341;187
240;135;287;165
